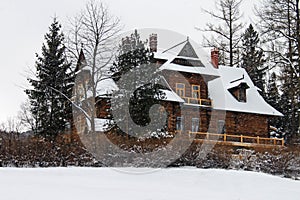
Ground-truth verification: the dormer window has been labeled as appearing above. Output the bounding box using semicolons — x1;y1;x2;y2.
228;82;249;103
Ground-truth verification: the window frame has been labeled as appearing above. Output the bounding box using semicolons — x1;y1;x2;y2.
191;84;200;99
176;116;184;131
176;83;185;97
191;118;200;133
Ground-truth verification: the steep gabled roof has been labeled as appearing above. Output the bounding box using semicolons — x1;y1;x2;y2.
155;39;220;79
177;41;199;58
208;66;283;116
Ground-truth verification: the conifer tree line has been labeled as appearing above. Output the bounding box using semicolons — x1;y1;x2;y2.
25;0;299;140
202;0;299;139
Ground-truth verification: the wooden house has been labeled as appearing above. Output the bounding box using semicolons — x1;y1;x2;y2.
75;34;284;148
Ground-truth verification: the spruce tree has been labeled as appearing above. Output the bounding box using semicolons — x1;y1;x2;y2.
266;73;280;110
278;63;299;138
111;30;166;136
241;24;267;95
266;72;281;128
26;18;73;138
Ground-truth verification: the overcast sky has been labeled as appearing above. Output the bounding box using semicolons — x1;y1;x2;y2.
0;0;258;123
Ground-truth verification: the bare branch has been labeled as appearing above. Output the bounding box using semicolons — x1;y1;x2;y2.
65;0;122;132
198;0;244;67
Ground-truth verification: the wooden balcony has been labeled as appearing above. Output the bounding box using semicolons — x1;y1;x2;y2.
188;131;285;148
182;97;212;106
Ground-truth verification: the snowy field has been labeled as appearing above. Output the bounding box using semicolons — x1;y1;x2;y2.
0;167;299;200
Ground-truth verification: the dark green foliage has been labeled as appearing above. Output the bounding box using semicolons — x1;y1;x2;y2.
266;73;280;110
266;72;281;128
111;30;166;133
241;24;266;95
278;64;299;138
26;18;74;138
111;30;155;81
255;0;300;137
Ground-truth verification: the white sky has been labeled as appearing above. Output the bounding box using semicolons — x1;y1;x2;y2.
0;0;258;122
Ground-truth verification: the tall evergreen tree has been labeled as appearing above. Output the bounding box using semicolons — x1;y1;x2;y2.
111;30;152;81
266;72;281;128
256;0;300;136
111;30;166;137
26;18;73;137
278;64;299;137
266;73;280;109
241;24;267;95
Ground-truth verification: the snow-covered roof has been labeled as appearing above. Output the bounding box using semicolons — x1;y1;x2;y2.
87;39;282;117
154;41;220;78
208;66;283;116
96;78;118;97
159;63;219;78
226;79;249;90
95;75;184;103
158;89;184;103
86;118;112;132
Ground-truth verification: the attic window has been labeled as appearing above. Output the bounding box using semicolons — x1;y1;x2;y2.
171;58;204;67
228;82;249;103
239;87;246;102
239;87;247;102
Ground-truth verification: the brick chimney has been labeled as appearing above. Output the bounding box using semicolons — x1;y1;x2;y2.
211;48;219;69
149;33;158;52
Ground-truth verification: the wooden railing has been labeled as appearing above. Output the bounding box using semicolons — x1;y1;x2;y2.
188;131;285;147
182;97;212;106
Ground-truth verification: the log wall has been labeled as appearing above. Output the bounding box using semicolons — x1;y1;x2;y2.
209;110;269;137
162;71;209;99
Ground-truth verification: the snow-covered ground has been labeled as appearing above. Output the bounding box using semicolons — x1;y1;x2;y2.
0;167;299;200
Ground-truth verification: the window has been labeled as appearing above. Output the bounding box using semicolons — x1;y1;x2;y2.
191;118;200;132
176;116;184;131
192;85;200;99
217;120;226;134
239;87;246;102
176;83;185;97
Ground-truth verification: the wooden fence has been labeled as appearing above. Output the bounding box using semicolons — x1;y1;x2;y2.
188;131;284;147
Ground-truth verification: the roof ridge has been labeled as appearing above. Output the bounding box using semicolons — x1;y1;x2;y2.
161;38;188;54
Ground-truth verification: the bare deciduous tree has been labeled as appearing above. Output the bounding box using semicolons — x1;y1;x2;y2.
197;0;244;67
67;0;122;132
18;100;36;132
0;116;23;133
